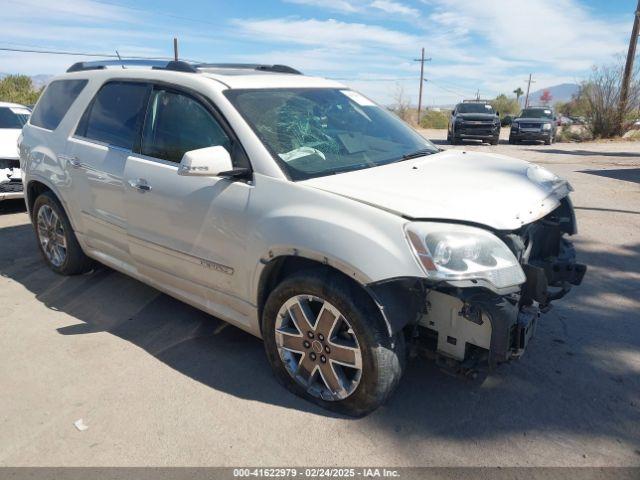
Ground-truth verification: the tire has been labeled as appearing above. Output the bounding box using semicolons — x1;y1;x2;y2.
450;136;459;145
32;191;94;275
544;137;552;145
508;137;517;144
262;269;405;417
490;136;499;145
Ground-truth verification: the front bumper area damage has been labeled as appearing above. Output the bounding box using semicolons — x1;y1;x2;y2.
373;197;587;379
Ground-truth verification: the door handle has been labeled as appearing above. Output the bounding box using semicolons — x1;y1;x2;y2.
128;178;152;192
58;154;81;168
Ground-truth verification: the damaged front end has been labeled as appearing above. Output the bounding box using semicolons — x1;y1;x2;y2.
372;197;586;379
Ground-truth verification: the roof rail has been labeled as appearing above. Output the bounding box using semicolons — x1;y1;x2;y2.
66;59;197;73
196;63;303;75
66;59;302;75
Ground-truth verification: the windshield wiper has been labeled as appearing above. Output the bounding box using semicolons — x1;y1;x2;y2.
398;148;437;161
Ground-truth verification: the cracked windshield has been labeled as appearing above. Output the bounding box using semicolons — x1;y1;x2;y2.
225;88;437;180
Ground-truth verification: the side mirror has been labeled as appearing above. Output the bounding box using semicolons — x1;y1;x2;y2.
178;146;233;177
451;110;455;115
496;111;500;116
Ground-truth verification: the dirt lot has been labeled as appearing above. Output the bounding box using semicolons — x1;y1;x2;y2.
1;136;639;467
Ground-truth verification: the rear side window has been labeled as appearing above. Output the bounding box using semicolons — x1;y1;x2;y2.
30;79;87;130
140;88;230;163
76;81;150;150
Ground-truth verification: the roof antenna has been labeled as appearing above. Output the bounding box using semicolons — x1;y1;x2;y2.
115;50;125;69
173;37;179;61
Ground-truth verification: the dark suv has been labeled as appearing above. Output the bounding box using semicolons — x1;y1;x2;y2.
447;101;501;145
509;107;558;145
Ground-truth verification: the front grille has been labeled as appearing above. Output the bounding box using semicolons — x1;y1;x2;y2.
0;180;23;193
463;122;495;129
519;123;541;130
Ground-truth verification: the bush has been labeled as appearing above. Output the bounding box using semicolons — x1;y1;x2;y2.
0;75;42;105
490;94;520;116
555;126;592;143
419;110;449;129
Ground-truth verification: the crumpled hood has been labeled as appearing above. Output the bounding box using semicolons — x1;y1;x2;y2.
0;129;21;159
301;150;571;231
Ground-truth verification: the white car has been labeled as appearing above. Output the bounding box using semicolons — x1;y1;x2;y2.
0;101;30;201
19;60;586;415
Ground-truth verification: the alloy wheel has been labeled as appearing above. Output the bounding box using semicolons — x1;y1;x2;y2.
36;205;67;267
275;295;363;401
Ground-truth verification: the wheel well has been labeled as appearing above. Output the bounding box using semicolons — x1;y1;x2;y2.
26;181;52;216
257;256;377;333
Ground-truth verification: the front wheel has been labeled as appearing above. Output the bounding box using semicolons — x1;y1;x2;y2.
262;269;405;417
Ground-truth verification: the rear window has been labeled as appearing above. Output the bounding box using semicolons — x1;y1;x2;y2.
76;81;150;150
30;79;87;130
0;107;30;129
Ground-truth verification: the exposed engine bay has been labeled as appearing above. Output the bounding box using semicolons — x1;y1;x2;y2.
382;197;587;378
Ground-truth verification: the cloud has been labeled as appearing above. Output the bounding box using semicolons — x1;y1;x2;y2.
426;0;628;71
231;17;418;50
284;0;361;13
370;0;419;16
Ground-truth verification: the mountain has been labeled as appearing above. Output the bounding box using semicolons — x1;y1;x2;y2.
528;83;580;104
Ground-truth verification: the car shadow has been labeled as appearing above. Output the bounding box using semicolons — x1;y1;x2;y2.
526;149;640;158
0;199;27;215
1;222;639;446
578;168;640;185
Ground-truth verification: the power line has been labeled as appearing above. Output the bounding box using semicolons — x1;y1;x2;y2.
0;46;173;60
0;46;202;63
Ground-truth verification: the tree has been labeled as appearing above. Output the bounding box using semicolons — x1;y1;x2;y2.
582;62;640;138
391;84;413;123
0;75;42;106
513;87;524;105
491;93;520;116
540;89;553;105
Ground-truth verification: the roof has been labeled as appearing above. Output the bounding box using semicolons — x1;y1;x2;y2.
61;59;345;90
0;101;29;109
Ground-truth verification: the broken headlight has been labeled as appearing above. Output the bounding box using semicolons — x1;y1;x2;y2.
405;222;526;290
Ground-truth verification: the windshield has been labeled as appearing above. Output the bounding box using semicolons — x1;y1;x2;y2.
225;88;437;180
457;103;495;114
520;108;553;119
0;107;30;129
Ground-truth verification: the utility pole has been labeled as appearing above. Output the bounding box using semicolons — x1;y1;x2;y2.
524;73;536;108
618;0;640;133
414;48;431;124
173;37;179;61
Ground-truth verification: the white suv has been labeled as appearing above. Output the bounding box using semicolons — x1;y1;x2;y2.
19;60;585;416
1;101;30;201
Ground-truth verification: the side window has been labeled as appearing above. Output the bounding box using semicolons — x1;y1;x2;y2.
77;81;150;150
30;79;87;130
140;88;230;163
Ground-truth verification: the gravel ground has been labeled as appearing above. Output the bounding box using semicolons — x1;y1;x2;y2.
0;136;639;467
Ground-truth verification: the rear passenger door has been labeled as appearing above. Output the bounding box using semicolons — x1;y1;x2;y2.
124;85;253;316
67;81;151;264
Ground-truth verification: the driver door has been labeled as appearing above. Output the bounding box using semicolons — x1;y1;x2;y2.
124;85;253;314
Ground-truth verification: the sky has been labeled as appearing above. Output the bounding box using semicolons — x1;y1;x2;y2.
0;0;637;105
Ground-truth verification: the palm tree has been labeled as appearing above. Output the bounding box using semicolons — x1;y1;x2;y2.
513;87;524;105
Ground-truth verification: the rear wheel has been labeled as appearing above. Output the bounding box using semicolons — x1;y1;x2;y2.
33;191;93;275
262;269;405;417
